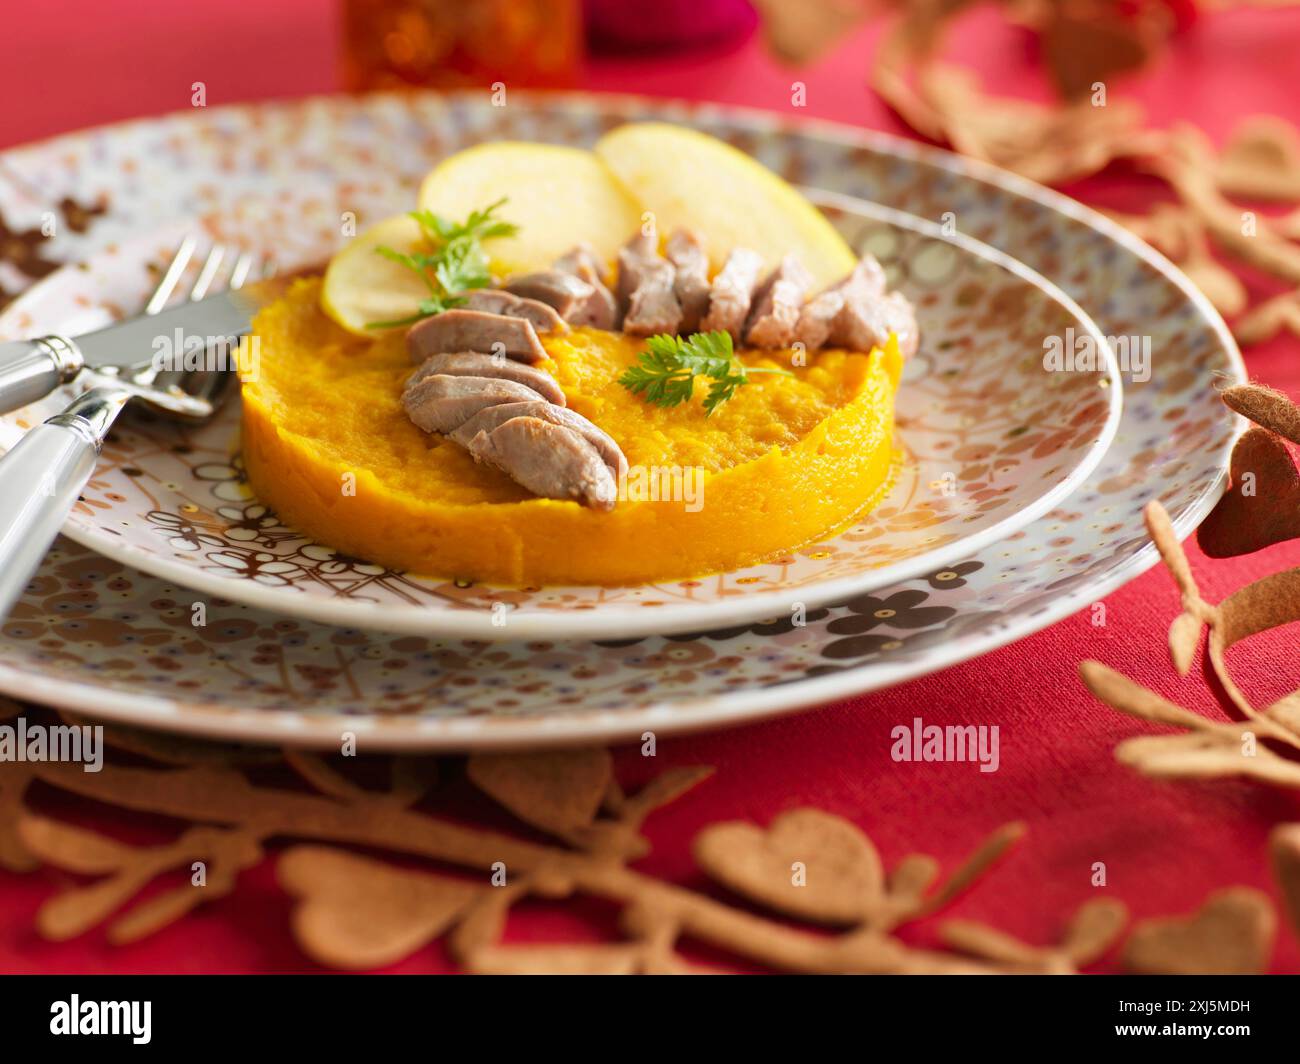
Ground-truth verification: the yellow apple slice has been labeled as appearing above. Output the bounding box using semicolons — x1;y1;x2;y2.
320;214;430;335
417;142;642;277
595;122;856;287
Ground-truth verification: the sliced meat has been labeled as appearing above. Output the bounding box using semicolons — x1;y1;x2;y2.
409;352;566;406
450;400;627;479
826;256;894;352
406;309;547;365
666;228;711;333
744;254;813;348
467;416;617;512
553;244;618;329
623;259;682;336
793;289;845;350
699;248;764;341
402;374;545;435
463;289;565;334
615;228;658;311
503;271;595;319
881;290;920;359
824;257;919;356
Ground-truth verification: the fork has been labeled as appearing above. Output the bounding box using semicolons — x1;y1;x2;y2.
0;240;265;619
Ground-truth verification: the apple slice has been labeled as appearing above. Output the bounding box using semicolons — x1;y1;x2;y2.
417;142;642;277
595;122;856;288
320;214;429;335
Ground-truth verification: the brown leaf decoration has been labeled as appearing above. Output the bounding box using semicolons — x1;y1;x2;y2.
467;749;612;837
1269;823;1300;938
1040;11;1154;102
1234;292;1300;346
1199;427;1300;557
280;846;481;970
1123;887;1275;975
694;808;884;924
1167;611;1202;676
942;897;1127;973
1220;383;1300;446
1061;897;1130;967
0;764;38;873
1216;115;1300;201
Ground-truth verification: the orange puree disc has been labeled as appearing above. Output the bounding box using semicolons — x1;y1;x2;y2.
240;278;902;586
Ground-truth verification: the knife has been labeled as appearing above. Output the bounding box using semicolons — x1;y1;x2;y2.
0;280;280;415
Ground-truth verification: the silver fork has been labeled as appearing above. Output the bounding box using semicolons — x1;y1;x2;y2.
0;240;267;618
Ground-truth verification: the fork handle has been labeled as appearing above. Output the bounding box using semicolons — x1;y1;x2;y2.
0;388;127;620
0;337;84;414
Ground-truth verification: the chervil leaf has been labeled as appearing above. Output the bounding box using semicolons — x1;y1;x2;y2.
366;199;516;329
619;330;792;416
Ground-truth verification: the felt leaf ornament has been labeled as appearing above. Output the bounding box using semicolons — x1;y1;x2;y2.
1215;115;1300;201
466;748;613;838
1123;888;1276;975
1198;427;1300;558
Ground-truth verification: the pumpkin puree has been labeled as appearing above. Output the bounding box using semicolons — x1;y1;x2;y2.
239;278;902;586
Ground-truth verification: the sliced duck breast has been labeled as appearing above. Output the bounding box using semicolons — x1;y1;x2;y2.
793;289;845;350
468;416;618;512
463;289;565;334
553;243;619;329
401;374;545;435
407;309;547;365
825;256;894;352
880;290;920;359
409;352;566;406
744;254;813;348
699;248;764;341
450;400;627;479
503;271;596;319
665;228;711;334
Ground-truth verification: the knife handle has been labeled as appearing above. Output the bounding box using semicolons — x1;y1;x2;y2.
0;387;126;621
0;336;84;414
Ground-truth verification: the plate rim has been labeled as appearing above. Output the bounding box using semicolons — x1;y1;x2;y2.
2;194;1124;642
0;90;1244;749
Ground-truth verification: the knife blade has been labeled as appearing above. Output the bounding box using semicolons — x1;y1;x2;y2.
70;278;284;370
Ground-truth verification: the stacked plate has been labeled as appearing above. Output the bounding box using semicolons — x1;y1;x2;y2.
0;93;1242;748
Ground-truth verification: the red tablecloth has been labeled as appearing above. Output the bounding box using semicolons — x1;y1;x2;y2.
2;1;1300;973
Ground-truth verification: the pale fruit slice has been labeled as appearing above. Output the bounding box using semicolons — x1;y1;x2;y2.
417;143;642;277
595;122;856;288
320;214;429;335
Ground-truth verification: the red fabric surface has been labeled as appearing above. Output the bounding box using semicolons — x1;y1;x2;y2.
2;1;1300;974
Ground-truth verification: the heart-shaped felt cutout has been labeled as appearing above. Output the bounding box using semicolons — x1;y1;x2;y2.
693;808;884;924
280;846;481;970
467;749;612;836
1198;427;1300;557
1123;887;1275;974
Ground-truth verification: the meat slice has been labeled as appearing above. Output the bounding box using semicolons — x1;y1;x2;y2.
463;289;566;334
503;271;595;319
409;352;566;406
615;228;657;310
553;244;619;329
406;309;547;365
793;289;845;350
401;374;545;435
825;256;894;352
880;291;920;359
614;225;682;336
744;254;813;348
665;228;711;334
450;400;628;479
467;416;618;512
699;248;764;341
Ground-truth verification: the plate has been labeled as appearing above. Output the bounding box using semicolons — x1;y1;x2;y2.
0;92;1241;749
0;206;1120;640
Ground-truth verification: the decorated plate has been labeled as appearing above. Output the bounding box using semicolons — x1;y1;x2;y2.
0;210;1120;642
0;93;1240;748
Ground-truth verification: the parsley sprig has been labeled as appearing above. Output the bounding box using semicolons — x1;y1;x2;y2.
367;198;519;328
618;330;793;416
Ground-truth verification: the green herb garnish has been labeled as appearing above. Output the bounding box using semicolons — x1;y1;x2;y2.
367;198;519;328
618;330;793;416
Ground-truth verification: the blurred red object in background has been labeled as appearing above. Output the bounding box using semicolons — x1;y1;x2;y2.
584;0;757;54
342;0;583;89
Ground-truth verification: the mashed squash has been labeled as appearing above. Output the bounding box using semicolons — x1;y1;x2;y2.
240;278;901;586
